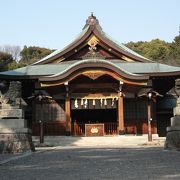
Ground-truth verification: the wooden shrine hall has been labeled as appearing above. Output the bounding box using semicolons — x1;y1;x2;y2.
0;14;180;137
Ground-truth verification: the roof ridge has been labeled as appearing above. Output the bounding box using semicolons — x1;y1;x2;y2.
32;26;90;65
97;28;152;62
33;15;153;65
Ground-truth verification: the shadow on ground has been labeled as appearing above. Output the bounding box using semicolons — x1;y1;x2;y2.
32;136;84;147
0;146;180;180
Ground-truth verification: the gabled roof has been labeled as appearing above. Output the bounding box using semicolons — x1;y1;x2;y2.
33;14;151;65
0;14;179;81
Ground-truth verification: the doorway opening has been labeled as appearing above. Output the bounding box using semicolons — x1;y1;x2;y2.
71;109;118;136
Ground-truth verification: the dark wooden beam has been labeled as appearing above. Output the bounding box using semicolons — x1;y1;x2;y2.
69;83;118;90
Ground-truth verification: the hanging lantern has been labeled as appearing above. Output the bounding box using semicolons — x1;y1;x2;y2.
75;99;78;108
119;91;123;97
93;99;96;106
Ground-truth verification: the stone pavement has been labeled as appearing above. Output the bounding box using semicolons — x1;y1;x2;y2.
0;135;165;164
1;136;180;180
0;152;32;165
33;135;165;149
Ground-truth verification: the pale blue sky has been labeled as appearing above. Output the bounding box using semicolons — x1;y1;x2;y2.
0;0;180;49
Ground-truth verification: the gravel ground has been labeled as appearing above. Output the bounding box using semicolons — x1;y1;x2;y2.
0;146;180;180
0;154;19;162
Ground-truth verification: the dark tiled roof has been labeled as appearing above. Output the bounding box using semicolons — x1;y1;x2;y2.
0;59;179;77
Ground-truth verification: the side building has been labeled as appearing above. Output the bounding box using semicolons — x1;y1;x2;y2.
0;14;180;137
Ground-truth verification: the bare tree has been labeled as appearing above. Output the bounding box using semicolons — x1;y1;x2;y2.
0;45;21;61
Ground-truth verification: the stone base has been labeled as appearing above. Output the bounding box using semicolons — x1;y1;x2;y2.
119;130;125;135
164;130;180;150
0;133;35;154
0;108;23;119
0;118;27;129
65;131;71;136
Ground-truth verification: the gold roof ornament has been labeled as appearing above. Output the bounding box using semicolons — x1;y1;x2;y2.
87;35;99;47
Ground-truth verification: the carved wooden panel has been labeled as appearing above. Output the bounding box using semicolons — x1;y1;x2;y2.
85;123;104;136
82;70;105;80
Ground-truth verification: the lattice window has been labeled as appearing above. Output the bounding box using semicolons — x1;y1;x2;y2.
35;100;65;122
137;100;148;120
124;100;136;119
124;99;148;120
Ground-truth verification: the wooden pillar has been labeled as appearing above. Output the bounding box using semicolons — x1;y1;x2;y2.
39;96;44;144
118;92;125;134
134;94;138;135
65;95;71;135
65;83;71;136
147;96;152;142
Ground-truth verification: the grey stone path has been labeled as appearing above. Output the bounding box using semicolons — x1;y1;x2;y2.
32;135;165;148
0;136;180;180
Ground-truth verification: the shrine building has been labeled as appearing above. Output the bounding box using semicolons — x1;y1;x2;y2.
1;14;180;137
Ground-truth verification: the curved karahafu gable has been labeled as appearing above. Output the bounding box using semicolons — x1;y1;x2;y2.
33;14;151;65
39;59;149;87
